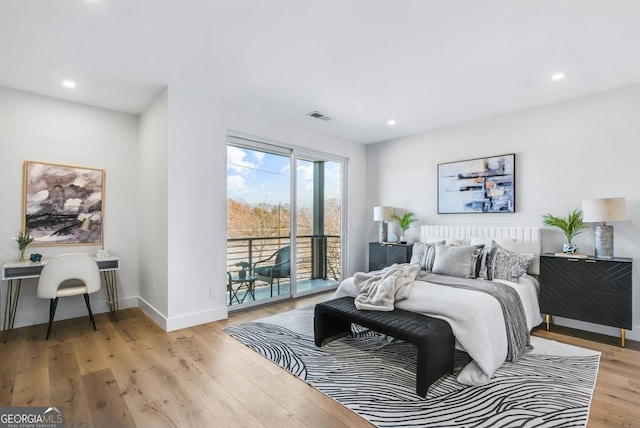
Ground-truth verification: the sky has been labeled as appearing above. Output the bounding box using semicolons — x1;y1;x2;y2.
227;146;340;208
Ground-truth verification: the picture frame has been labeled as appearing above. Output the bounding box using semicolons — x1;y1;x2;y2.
438;153;515;214
23;160;105;245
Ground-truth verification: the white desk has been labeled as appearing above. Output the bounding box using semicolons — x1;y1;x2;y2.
1;256;120;335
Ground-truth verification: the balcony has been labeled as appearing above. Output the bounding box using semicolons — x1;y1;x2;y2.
226;235;341;306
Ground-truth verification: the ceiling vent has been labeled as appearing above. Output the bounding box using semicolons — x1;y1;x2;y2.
306;111;333;121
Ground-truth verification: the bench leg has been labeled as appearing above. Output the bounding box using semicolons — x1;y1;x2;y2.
314;310;351;347
416;342;455;398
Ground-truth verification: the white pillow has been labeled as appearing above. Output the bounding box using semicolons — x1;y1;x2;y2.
409;243;425;265
469;236;517;252
427;236;463;246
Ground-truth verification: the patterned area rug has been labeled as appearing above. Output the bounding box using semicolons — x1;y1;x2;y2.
224;306;600;428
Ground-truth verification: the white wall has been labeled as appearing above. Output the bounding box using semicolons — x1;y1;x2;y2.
0;87;140;328
367;83;640;340
0;85;367;333
155;87;368;331
138;89;169;325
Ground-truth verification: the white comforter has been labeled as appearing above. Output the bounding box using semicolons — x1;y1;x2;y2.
332;273;543;386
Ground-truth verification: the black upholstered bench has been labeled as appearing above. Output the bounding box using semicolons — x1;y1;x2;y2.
314;296;455;397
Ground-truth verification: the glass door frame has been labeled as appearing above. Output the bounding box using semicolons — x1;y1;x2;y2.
226;133;347;306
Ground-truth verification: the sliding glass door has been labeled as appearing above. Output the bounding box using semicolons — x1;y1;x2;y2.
226;137;344;308
295;158;342;297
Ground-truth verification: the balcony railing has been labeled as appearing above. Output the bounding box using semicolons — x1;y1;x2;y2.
227;235;341;282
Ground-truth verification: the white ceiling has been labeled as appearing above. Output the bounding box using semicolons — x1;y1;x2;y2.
2;0;640;144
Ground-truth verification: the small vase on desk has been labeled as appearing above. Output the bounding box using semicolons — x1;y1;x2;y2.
18;249;26;263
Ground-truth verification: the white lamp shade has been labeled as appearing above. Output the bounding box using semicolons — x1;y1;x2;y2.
373;206;394;221
582;197;628;223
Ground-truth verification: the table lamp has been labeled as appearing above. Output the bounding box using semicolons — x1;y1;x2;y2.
373;206;394;243
582;197;627;259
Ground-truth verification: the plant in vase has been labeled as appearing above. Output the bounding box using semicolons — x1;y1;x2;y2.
541;209;585;253
14;231;34;262
235;261;251;279
392;212;418;244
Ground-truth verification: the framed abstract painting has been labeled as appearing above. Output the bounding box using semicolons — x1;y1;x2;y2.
438;153;515;214
23;160;105;245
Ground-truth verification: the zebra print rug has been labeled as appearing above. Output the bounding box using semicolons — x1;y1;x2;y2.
224;306;600;428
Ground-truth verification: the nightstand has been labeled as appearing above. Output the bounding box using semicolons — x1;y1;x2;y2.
368;243;413;271
539;253;632;347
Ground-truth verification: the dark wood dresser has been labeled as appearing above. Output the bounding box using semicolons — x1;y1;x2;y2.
539;253;632;346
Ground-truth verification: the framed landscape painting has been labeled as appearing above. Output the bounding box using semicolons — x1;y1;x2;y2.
23;160;104;245
438;153;515;214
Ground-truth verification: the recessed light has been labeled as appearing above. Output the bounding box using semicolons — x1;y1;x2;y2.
387;119;396;126
551;72;566;81
62;80;76;88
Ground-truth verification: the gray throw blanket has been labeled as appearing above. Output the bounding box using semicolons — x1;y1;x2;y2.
417;271;530;362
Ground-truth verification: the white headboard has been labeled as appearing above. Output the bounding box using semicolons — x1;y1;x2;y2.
420;225;541;275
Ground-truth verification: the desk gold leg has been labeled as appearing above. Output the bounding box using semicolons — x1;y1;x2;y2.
102;271;119;321
3;279;22;342
621;329;626;348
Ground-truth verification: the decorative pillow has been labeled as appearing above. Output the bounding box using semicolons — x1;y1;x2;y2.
470;237;518;279
431;244;484;279
423;243;441;271
409;243;426;266
409;242;442;270
488;244;533;282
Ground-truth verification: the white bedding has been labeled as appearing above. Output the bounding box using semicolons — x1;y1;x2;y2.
332;273;544;386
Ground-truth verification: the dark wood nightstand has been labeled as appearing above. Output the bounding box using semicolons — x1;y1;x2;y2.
539;253;632;347
368;242;413;271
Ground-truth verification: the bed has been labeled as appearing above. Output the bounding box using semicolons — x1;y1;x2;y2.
332;225;544;386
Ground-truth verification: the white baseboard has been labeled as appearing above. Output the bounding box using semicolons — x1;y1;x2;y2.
137;296;168;330
137;297;228;332
7;295;138;330
165;305;228;332
5;293;228;333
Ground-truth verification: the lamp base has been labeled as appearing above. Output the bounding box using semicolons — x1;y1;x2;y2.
594;224;614;259
378;221;388;243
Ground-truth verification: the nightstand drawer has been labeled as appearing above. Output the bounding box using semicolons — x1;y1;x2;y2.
583;291;632;329
540;287;581;320
368;243;412;271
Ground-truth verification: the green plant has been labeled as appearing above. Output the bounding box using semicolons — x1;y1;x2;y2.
541;209;585;244
235;261;251;270
14;231;34;262
392;212;418;235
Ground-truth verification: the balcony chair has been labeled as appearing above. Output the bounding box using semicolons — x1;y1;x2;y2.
37;253;101;340
253;246;291;297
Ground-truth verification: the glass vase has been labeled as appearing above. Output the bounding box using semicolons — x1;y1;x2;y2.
18;248;26;262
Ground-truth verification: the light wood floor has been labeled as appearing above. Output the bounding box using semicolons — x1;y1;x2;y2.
1;292;639;427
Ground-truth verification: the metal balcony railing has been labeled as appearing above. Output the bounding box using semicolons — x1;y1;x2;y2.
227;235;341;282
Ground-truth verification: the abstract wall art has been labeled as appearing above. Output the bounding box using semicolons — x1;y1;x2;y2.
23;160;105;245
438;154;515;214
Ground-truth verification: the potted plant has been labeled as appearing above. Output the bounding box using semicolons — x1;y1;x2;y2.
14;231;34;262
235;261;251;279
542;209;585;253
392;212;418;244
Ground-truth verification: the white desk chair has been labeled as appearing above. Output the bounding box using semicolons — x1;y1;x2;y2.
37;253;101;340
